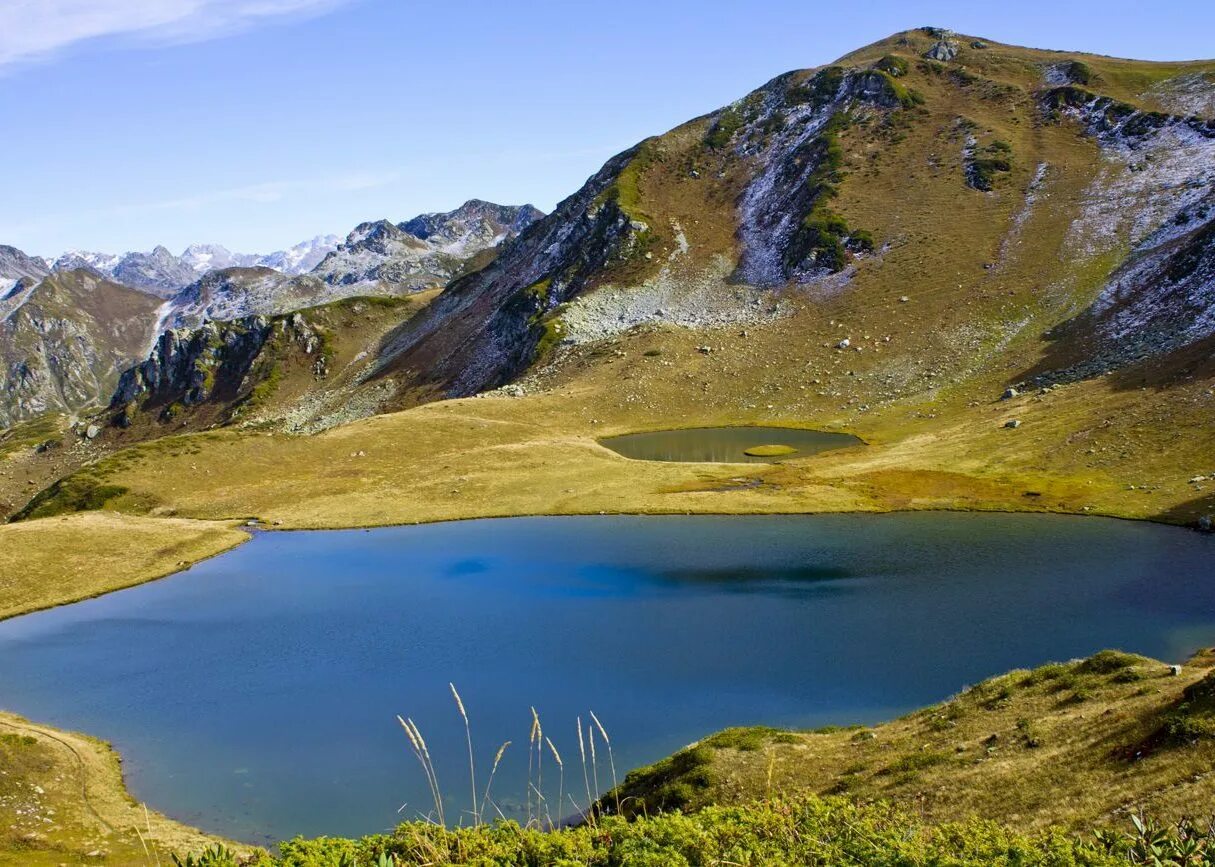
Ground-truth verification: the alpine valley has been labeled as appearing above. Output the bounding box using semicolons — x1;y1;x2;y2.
3;25;1215;867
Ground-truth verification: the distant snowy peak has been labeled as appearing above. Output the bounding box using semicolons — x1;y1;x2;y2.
257;235;341;275
180;244;260;274
53;250;121;274
160;203;541;329
401;199;545;254
313;200;544;289
180;235;341;276
50;235;343;296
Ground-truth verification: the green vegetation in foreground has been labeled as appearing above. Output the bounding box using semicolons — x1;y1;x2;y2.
607;650;1215;829
742;444;798;457
177;798;1215;866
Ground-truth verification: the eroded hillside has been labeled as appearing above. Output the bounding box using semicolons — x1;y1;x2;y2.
5;27;1215;559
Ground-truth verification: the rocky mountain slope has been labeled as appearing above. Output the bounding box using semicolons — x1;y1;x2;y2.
0;269;162;428
0;201;537;431
328;28;1215;422
6;29;1215;537
161;200;542;329
310;199;543;289
52;235;342;297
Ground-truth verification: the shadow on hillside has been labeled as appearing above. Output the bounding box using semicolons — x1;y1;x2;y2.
1015;325;1215;395
1152;491;1215;526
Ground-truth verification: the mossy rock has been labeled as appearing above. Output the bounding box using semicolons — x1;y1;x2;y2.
744;443;798;457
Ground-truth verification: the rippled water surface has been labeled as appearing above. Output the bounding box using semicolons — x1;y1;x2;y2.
1;513;1213;844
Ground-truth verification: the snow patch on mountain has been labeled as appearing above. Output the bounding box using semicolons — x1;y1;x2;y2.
312;200;543;289
51;235;343;296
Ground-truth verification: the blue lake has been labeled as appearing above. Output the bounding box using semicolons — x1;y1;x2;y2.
1;513;1214;844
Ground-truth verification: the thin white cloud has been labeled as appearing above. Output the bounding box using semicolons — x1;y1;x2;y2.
0;0;355;70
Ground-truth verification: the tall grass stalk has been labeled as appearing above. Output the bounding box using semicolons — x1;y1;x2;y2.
479;740;510;821
397;715;444;825
527;707;540;825
577;716;593;819
588;721;601;804
545;736;564;829
530;707;544;828
589;711;619;814
449;683;477;825
140;804;161;867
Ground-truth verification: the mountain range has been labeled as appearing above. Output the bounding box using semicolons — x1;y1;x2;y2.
48;235;342;297
3;26;1215;534
0;200;542;428
4;25;1215;866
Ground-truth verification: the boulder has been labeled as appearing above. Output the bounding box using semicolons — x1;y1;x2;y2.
925;38;960;62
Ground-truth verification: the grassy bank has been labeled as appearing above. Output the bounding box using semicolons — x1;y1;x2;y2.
0;712;251;867
6;649;1213;865
0;512;249;621
610;649;1215;831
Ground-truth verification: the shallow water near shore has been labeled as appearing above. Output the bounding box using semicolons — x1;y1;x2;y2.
599;425;861;462
1;512;1213;844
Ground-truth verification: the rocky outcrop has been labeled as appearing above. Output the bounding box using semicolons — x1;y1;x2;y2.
0;245;50;283
311;200;544;289
369;154;645;397
729;68;902;285
111;313;326;424
921;28;960;61
0;269;162;427
1022;89;1215;385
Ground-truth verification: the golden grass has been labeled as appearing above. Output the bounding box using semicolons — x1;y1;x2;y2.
0;711;253;866
743;444;798;456
0;512;249;621
617;650;1215;833
7;32;1214;609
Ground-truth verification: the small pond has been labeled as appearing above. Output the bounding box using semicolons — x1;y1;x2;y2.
0;513;1213;844
599;426;862;463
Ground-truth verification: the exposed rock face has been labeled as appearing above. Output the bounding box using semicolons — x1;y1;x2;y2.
0;245;50;283
0;245;52;322
400;200;545;252
112;313;325;424
311;200;544;290
364;68;908;399
922;28;960;61
164;267;314;330
369;155;644;396
731;68;899;285
1025;87;1215;384
0;269;161;427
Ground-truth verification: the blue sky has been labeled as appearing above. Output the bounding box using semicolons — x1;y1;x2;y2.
2;0;1212;257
